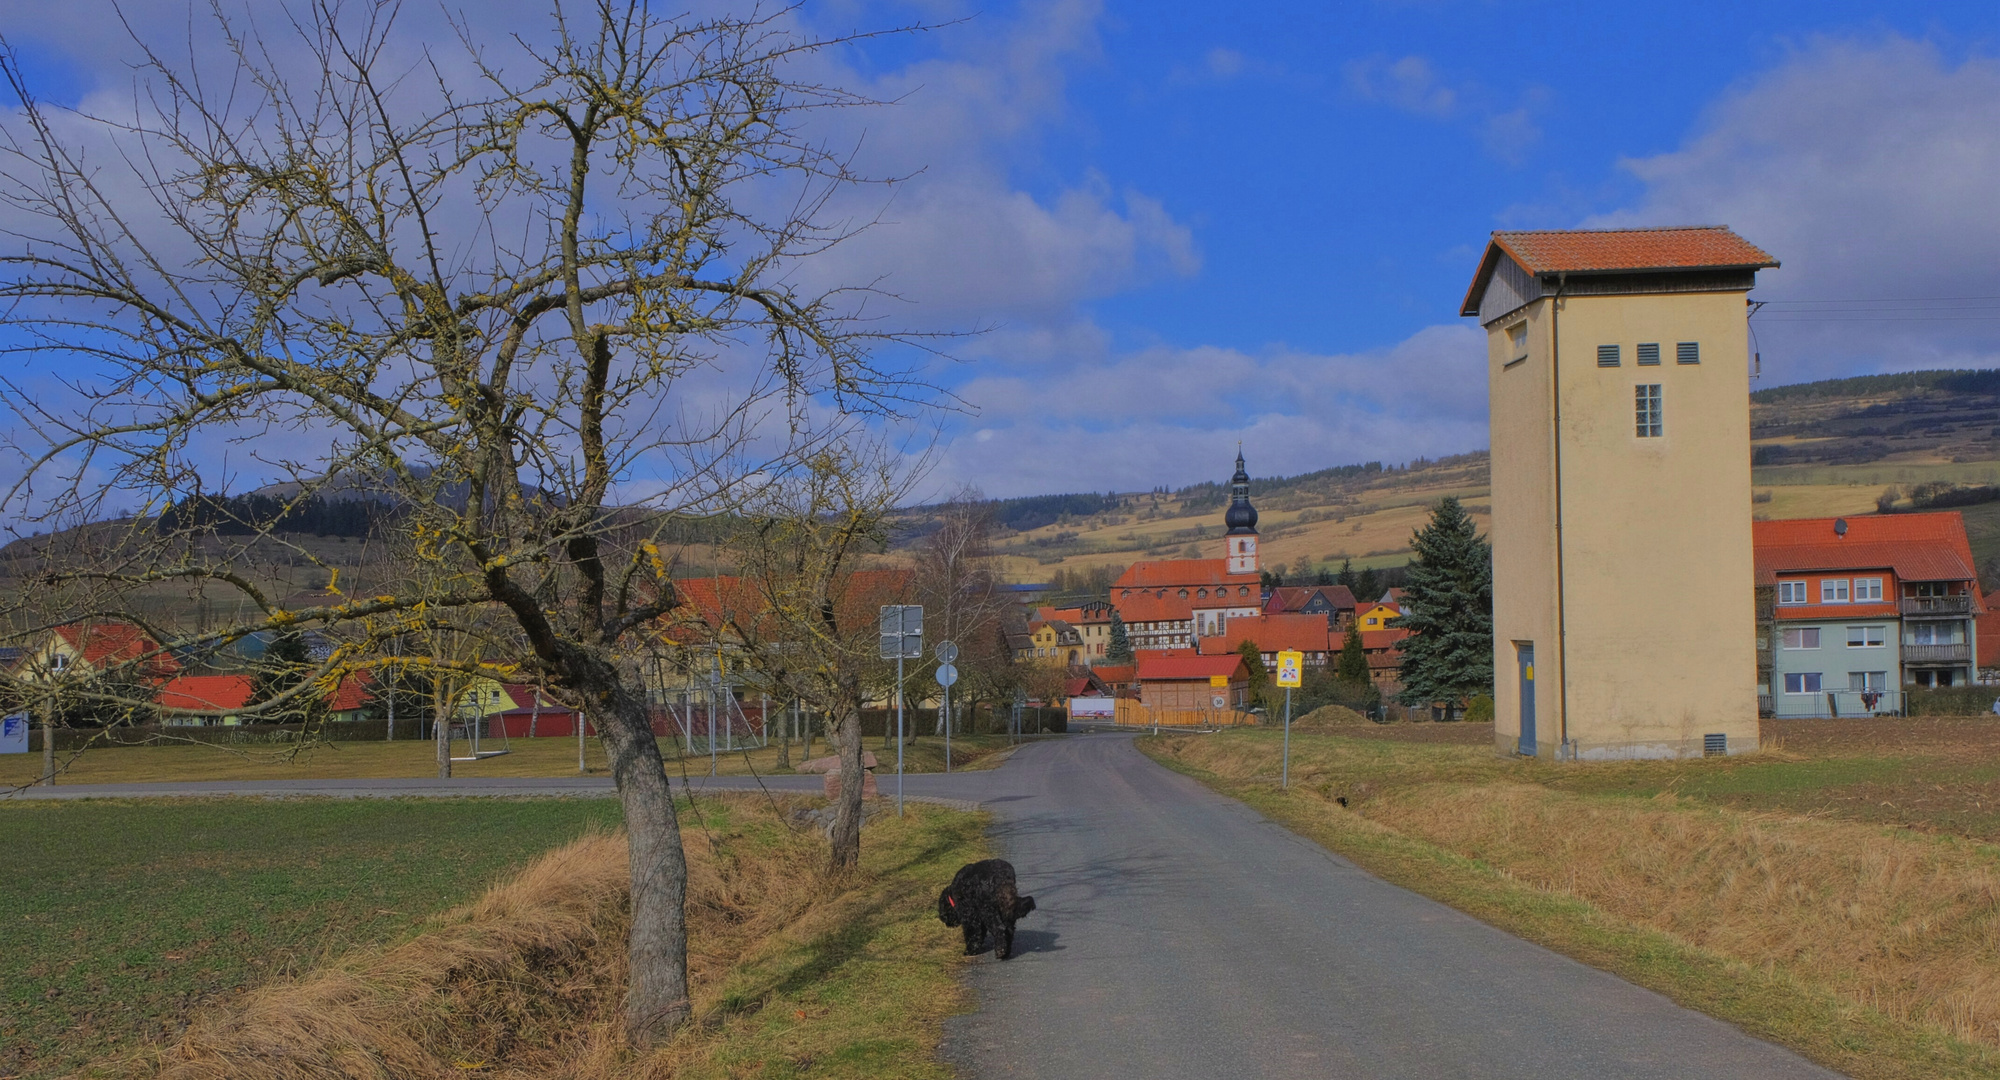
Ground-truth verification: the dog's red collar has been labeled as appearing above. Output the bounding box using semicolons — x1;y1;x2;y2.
947;895;957;908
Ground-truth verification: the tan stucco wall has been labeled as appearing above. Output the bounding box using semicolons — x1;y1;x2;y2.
1487;287;1761;758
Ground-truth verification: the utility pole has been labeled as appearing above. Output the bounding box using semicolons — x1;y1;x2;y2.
880;605;922;818
40;690;55;787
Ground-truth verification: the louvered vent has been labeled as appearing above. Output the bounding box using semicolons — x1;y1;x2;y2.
1678;341;1700;364
1703;732;1727;756
1597;344;1620;367
1637;342;1661;366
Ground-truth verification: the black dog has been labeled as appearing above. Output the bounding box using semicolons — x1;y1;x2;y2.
936;859;1036;960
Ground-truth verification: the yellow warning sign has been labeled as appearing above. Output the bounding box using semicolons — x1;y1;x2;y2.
1276;650;1304;688
1209;674;1229;687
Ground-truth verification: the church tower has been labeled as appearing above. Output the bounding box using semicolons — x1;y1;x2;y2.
1224;448;1259;575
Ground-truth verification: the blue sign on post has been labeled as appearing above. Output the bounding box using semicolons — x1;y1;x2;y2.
0;713;28;754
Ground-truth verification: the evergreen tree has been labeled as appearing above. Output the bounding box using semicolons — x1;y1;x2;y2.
1355;566;1381;603
1105;611;1134;664
250;629;326;726
1235;638;1275;712
1335;626;1368;684
1336;557;1355;589
1391;497;1494;716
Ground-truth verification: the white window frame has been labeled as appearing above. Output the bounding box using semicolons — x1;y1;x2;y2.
1783;672;1823;694
1853;577;1883;601
1777;581;1809;605
1845;625;1885;648
1781;627;1821;650
1635;384;1663;438
1847;671;1887;691
1821;579;1850;604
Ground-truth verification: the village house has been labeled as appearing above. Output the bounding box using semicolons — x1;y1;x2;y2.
1197;612;1337;668
1468;224;1773;759
1134;653;1250;712
1355;600;1401;632
1019;618;1087;666
1037;601;1115;662
1264;585;1358;631
1109;452;1265;650
1755;512;1984;716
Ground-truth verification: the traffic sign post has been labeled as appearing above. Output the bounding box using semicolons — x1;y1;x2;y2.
1276;650;1304;788
935;642;959;773
880;606;924;816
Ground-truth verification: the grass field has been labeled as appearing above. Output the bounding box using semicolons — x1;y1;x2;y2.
5;793;987;1080
1;733;1017;788
1;798;624;1078
1141;721;2000;1080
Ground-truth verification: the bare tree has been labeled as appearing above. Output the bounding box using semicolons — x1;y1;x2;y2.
0;4;935;1045
726;445;912;870
912;489;1009;734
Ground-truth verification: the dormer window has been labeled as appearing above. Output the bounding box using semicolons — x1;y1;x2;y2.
1777;581;1808;605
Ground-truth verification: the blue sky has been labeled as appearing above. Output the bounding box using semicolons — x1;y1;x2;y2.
5;1;2000;501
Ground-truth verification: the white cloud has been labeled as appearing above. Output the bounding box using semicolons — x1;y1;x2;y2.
926;323;1488;497
1345;55;1457;117
1590;36;2000;384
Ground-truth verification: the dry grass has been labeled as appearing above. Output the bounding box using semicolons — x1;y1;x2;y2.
1291;704;1371;728
1374;784;2000;1050
1144;729;2000;1078
83;795;984;1080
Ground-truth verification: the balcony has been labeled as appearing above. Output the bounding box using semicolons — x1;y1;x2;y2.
1902;643;1970;665
1901;595;1974;617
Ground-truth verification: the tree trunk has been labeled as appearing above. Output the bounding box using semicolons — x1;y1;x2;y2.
829;677;866;871
434;690;451;779
775;699;792;770
594;685;692;1045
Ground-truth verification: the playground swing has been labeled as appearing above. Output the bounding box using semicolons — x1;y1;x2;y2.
448;684;512;762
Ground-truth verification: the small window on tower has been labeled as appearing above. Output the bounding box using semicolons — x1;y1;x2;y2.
1507;322;1528;360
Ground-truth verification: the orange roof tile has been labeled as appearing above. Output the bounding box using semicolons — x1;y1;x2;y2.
1198;613;1336;656
1092;664;1136;684
156;674;254;713
1112;592;1196;623
1461;226;1778;316
1135;654;1246;682
1753;513;1979;587
1360;629;1412;651
327;671;377;711
1114;559;1261;591
54;621;178;677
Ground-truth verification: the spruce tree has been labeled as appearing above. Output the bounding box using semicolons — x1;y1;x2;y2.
1336;557;1355;589
1235;638;1273;712
1355;566;1381;604
1391;497;1493;715
1106;611;1134;664
1335;626;1368;684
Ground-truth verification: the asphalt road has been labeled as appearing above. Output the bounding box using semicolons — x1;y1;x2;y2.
7;732;1843;1078
938;733;1841;1080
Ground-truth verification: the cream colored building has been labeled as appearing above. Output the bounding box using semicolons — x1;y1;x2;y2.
1461;226;1776;759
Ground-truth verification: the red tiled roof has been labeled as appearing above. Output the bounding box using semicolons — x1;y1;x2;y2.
327;671;377;711
1114;559;1261;591
1136;654;1246;682
156;674;254;713
1263;585;1358;614
667;570;913;639
1462;226;1778;316
1360;629;1412;651
1113;592;1196;623
54;621;178;677
1092;664;1136;684
1753;513;1978;586
1772;602;1900;622
1981;609;2000;670
1199;613;1336;656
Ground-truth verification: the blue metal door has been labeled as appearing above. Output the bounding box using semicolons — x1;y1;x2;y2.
1518;643;1536;756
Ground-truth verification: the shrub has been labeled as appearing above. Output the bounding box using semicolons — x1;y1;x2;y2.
1465;694;1495;723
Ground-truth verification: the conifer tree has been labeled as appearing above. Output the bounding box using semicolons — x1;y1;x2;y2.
1337;557;1356;589
1335;626;1368;684
1106;611;1134;664
1391;497;1494;716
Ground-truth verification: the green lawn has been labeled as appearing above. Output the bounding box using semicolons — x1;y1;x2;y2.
1;798;623;1080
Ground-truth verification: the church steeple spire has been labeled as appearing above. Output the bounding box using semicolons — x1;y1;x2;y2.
1224;447;1259;574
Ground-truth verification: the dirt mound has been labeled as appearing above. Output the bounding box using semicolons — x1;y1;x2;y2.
1293;704;1372;728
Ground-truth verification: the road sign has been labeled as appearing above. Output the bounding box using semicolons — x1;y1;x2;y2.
1276;650;1304;688
1208;674;1229;688
0;712;26;754
934;641;959;663
935;663;959;687
878;605;924;659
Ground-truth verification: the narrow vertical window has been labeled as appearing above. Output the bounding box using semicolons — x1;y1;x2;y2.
1635;384;1663;437
1508;322;1528;360
1637;342;1661;366
1677;341;1700;364
1597;344;1621;367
